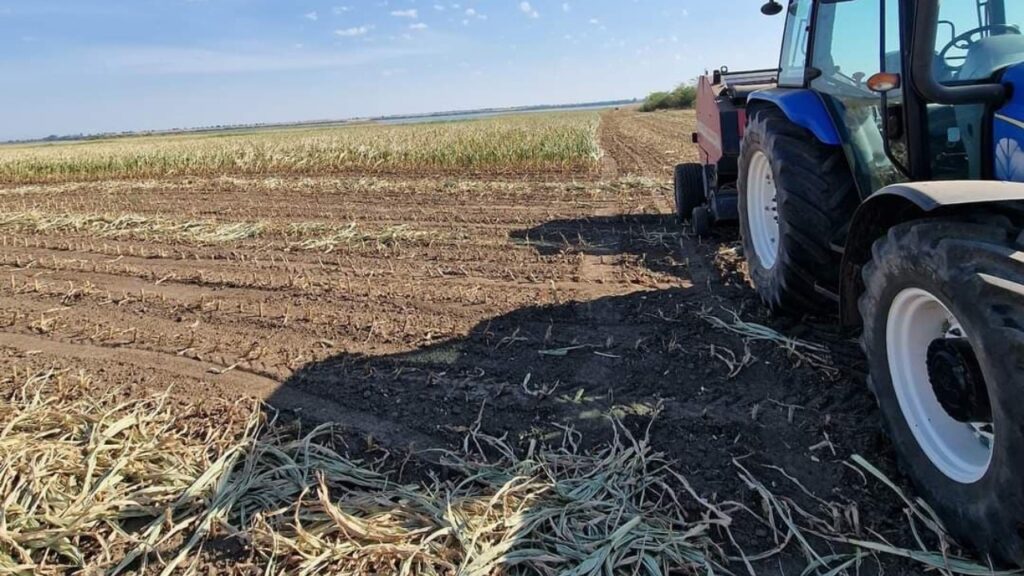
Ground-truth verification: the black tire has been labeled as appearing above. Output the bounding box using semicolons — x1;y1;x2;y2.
860;216;1024;565
674;163;706;223
737;107;857;314
692;206;711;237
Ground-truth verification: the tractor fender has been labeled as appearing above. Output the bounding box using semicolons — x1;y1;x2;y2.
839;181;1024;326
746;88;841;146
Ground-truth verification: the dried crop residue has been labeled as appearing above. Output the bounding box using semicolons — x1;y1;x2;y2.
0;112;602;184
0;108;990;574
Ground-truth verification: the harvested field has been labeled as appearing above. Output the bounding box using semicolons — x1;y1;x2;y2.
0;108;1000;574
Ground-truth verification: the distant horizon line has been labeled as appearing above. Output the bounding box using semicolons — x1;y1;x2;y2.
4;97;641;145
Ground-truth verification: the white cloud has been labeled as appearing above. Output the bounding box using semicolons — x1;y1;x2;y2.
460;7;486;22
562;3;570;12
390;9;418;18
335;25;372;37
304;11;318;21
519;1;539;18
409;22;428;30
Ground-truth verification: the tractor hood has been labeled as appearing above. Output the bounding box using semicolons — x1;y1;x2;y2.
993;63;1024;182
961;36;1024;84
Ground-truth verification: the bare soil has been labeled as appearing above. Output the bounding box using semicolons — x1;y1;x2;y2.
0;109;926;573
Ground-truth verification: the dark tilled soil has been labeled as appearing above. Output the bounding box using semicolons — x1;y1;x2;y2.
0;109;935;573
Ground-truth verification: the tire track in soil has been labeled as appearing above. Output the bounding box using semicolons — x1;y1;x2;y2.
598;108;717;293
598;108;698;179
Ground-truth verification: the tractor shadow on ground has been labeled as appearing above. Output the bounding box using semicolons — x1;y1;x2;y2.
274;211;770;454
263;210;907;573
271;209;875;482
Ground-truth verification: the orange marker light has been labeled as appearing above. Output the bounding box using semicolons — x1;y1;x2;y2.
867;72;902;93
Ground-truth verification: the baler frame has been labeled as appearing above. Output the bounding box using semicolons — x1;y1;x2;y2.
679;67;778;234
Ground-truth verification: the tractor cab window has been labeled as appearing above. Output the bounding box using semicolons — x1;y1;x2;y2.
810;0;904;196
934;0;1024;84
778;0;812;87
929;1;1024;179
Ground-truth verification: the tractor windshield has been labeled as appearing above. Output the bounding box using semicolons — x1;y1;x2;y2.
934;0;1024;83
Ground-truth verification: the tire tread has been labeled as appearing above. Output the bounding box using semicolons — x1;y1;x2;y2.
738;107;858;313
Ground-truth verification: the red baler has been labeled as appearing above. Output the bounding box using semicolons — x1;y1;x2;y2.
675;67;778;234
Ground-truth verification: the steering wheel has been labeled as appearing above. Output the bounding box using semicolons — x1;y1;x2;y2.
939;24;1021;69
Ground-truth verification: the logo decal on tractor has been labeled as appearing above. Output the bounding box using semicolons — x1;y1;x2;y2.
996;137;1024;182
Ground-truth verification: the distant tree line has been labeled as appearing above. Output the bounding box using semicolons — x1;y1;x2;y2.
640;83;697;112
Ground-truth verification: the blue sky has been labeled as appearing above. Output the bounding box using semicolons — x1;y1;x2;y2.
0;0;784;140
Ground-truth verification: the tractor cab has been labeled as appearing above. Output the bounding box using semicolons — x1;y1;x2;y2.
776;0;1024;196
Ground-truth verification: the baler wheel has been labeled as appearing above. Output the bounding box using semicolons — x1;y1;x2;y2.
692;206;711;237
674;163;706;223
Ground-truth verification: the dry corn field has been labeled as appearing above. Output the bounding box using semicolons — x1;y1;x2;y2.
0;112;601;184
0;109;1002;575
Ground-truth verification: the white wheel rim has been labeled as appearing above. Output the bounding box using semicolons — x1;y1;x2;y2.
886;288;993;484
746;151;780;269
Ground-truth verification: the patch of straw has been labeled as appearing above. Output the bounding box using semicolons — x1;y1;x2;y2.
288;222;435;252
207;418;727;575
696;306;837;375
0;210;437;250
3;367;1019;575
735;457;1022;575
0;369;255;575
0;211;266;244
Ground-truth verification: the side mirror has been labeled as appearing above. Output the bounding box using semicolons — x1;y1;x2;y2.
761;1;784;16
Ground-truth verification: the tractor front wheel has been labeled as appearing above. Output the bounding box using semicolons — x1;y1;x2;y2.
737;108;857;314
861;216;1024;565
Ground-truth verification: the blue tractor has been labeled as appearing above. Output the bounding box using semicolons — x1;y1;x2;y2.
677;0;1024;564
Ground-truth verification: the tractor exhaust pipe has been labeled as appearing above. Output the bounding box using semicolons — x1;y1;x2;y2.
911;0;1007;106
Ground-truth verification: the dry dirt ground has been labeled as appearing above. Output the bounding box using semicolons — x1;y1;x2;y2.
0;109;930;573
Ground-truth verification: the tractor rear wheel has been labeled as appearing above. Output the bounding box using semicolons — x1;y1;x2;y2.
737;107;857;313
674;163;706;223
860;216;1024;565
